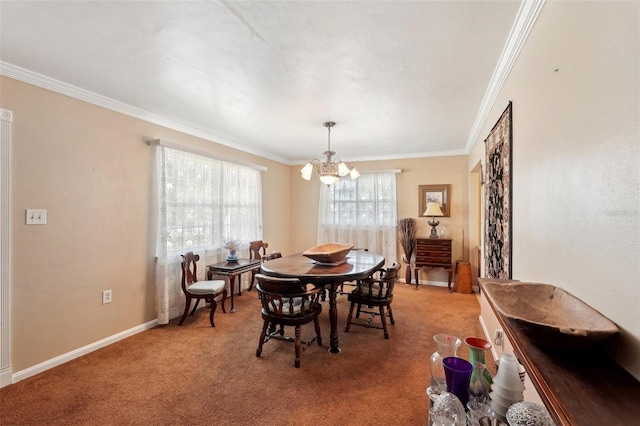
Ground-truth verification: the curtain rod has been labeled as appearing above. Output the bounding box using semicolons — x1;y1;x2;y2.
147;139;268;172
358;169;402;174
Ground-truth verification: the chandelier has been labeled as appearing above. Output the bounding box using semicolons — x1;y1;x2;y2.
300;122;360;186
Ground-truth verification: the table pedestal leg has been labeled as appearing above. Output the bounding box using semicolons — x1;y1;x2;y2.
328;283;341;353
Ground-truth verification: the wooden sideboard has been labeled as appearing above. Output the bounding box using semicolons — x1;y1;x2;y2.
414;238;453;291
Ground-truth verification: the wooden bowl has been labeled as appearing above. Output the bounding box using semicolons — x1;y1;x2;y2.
302;243;354;264
483;282;619;349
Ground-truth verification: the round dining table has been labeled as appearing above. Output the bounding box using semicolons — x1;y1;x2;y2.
260;249;385;353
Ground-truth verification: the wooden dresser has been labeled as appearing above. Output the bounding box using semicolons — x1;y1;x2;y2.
414;238;453;291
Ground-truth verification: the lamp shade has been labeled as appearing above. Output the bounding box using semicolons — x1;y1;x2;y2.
424;202;444;217
301;163;314;180
338;162;350;177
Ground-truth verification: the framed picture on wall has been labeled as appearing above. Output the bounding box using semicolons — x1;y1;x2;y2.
418;184;450;217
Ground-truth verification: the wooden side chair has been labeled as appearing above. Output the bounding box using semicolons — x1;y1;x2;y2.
248;240;268;290
255;274;323;368
178;252;227;327
344;262;401;339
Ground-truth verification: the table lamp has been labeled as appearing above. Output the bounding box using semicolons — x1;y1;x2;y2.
424;202;444;238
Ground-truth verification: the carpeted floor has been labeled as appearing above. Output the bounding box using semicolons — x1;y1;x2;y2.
0;283;492;425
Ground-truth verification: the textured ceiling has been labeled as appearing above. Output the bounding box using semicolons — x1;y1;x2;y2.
0;1;522;164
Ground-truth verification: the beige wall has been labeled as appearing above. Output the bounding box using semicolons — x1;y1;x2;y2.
289;156;470;284
470;1;639;379
2;77;291;371
4;77;470;374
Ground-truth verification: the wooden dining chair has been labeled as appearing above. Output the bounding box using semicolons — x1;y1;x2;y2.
178;252;227;327
344;262;401;339
255;274;323;368
338;247;368;294
248;240;270;290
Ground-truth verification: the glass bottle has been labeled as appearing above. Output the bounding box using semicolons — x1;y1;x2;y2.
430;334;461;392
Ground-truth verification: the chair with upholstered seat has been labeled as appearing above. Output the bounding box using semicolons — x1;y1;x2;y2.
255;273;323;368
344;262;401;339
178;252;227;327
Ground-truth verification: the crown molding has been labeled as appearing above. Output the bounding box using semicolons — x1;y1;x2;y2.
0;60;470;165
324;148;469;165
0;62;289;164
465;0;546;152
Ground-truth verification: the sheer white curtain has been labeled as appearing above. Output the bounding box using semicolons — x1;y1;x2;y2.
154;146;262;324
317;172;398;266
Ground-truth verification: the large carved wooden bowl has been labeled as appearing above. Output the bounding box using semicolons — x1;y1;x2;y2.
302;243;354;264
482;282;619;349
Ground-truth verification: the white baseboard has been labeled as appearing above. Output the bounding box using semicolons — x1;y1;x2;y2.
10;319;158;385
398;278;449;287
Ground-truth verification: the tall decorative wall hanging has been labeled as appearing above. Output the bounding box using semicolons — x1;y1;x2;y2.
484;102;512;279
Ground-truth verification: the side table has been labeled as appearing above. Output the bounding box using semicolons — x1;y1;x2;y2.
207;259;262;312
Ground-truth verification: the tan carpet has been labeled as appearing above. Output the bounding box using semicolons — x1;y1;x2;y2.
0;283;492;425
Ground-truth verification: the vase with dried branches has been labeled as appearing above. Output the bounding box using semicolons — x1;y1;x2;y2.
398;218;417;284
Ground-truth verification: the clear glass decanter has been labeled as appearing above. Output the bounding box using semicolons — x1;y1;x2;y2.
430;334;461;392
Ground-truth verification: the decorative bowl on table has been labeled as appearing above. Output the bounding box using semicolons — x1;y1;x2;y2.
302;243;354;264
482;282;619;349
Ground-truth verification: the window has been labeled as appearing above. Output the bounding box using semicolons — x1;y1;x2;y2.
318;172;398;265
154;145;262;324
156;147;262;257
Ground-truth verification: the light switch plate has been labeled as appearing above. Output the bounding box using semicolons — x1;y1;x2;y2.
26;209;47;225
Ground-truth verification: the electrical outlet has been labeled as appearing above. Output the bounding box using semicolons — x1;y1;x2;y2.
26;209;47;225
494;328;504;346
102;289;112;304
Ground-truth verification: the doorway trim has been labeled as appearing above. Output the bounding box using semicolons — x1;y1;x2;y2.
1;108;12;387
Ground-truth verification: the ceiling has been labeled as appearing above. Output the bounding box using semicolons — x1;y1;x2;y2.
0;1;523;164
